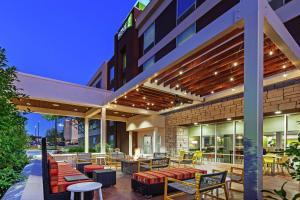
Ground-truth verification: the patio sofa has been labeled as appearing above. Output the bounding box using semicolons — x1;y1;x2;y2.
42;138;93;200
131;167;207;197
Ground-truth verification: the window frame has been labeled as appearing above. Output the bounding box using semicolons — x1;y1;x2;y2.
176;23;196;46
176;0;196;22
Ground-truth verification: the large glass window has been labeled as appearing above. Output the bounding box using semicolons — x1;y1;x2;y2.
216;122;234;163
143;23;155;54
287;114;300;148
177;0;196;23
201;124;215;162
176;23;196;46
188;126;201;151
263;116;284;152
143;56;155;71
235;120;244;164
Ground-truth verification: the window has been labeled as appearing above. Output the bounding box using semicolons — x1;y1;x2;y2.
143;56;155;71
176;23;196;46
177;0;196;23
109;66;114;82
143;23;155;54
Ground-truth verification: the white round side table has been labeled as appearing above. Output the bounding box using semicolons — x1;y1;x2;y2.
67;182;103;200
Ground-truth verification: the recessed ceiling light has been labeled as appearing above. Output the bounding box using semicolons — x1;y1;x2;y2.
176;84;179;88
211;91;214;94
283;73;288;78
171;101;174;104
214;71;218;75
269;50;274;56
179;71;183;75
113;111;119;114
154;79;158;83
124;95;127;99
275;110;282;114
143;96;146;100
136;88;139;92
74;108;78;111
52;104;59;107
232;88;236;91
230;77;234;81
132;104;135;107
121;114;126;117
146;107;149;110
151;103;154;106
114;100;118;103
184;91;187;95
26;102;31;106
282;65;287;69
233;62;238;67
227;118;232;121
194;122;198;125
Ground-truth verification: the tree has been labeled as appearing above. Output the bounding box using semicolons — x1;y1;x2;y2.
0;47;28;197
42;115;63;149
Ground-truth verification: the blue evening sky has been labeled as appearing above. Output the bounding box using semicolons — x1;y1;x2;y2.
0;0;144;136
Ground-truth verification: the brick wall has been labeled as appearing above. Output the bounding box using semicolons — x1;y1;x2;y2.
164;79;300;151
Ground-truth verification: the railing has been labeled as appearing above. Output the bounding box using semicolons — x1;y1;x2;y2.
268;0;293;10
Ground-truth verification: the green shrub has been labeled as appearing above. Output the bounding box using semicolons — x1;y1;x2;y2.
0;48;29;197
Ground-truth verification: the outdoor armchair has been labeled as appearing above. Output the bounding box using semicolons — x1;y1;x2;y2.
164;171;228;200
229;166;244;192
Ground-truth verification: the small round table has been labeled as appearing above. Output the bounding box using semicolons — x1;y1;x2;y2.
67;182;103;200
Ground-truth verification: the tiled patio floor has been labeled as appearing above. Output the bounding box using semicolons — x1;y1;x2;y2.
102;163;299;200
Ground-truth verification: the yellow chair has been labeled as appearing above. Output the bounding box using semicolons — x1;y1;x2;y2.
263;156;275;175
276;155;289;174
192;151;203;167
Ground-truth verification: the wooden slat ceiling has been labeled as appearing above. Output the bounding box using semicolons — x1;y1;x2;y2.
114;28;296;112
113;87;193;112
151;28;296;96
13;98;136;118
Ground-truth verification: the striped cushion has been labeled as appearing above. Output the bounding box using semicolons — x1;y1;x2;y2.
132;168;207;185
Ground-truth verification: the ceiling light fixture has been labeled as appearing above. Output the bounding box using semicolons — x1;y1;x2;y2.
232;88;236;91
146;107;149;110
143;96;146;100
269;50;274;56
113;111;119;114
26;102;31;106
179;71;183;75
211;91;214;94
194;122;198;125
74;108;78;111
214;71;218;75
151;103;154;106
154;79;158;83
147;102;150;106
136;88;139;92
227;118;232;121
176;84;180;88
283;73;288;78
132;104;135;107
275;110;282;115
233;62;238;67
230;77;234;81
52;104;59;107
282;65;287;69
171;101;174;104
124;95;127;99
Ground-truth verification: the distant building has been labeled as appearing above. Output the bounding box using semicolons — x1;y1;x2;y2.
64;119;78;144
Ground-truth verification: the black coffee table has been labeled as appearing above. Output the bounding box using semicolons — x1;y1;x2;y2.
93;169;116;187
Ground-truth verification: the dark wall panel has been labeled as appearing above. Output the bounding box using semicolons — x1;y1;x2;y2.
284;15;300;46
196;0;239;32
155;0;177;44
155;39;176;62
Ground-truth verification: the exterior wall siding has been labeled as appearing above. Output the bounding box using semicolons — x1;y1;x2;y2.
164;79;300;150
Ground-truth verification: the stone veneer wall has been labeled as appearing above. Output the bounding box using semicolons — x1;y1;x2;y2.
164;79;300;152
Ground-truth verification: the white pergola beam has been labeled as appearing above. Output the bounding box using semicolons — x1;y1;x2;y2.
85;108;101;118
105;104;157;115
143;82;204;102
264;2;300;68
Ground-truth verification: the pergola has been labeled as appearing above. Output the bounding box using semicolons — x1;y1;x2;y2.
12;0;300;199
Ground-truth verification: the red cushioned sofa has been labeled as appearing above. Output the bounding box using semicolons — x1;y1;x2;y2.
42;138;94;200
131;167;207;197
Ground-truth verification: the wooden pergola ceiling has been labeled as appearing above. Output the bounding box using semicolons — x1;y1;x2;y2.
114;28;296;112
13;98;136;118
13;98;91;113
113;87;193;111
151;28;296;97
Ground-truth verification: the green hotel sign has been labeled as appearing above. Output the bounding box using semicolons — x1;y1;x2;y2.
117;13;133;40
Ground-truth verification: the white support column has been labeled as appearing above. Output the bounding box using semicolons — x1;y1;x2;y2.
153;127;158;153
243;0;264;199
284;114;288;152
199;125;202;151
214;124;217;163
232;121;236;164
84;118;89;153
101;107;107;154
129;131;133;156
